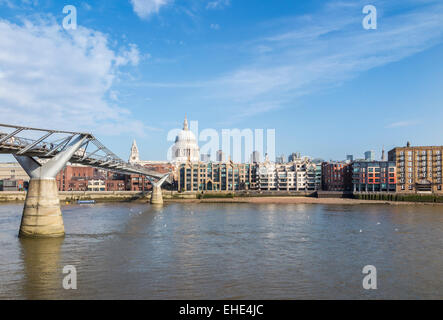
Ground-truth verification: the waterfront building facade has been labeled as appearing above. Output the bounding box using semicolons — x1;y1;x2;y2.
0;162;29;191
306;163;322;191
256;155;321;191
127;175;151;191
388;145;443;194
322;162;353;191
289;156;311;191
275;163;299;190
105;179;126;191
352;160;397;192
257;158;277;190
87;179;106;192
56;165;127;191
176;155;321;193
0;179;27;191
176;161;257;192
56;165;96;191
127;160;175;191
0;162;29;181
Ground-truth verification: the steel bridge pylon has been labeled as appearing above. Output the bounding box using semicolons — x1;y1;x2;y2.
14;135;88;238
147;174;170;205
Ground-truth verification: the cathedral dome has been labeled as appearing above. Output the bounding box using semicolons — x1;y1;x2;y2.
172;116;200;163
175;128;197;144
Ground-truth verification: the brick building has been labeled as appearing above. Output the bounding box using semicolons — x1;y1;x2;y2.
388;144;443;194
56;165;128;192
321;162;352;191
105;179;126;191
127;162;174;192
127;175;151;191
56;165;96;191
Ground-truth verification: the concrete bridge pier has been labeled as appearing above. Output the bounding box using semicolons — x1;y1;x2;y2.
14;135;88;238
148;174;170;205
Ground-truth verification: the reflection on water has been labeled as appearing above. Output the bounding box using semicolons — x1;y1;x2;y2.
20;238;63;300
0;202;442;299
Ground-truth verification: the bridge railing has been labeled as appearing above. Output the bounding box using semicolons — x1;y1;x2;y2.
0;123;170;182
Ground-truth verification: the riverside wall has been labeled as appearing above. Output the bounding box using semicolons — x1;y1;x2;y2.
0;190;315;202
0;190;198;203
2;190;443;204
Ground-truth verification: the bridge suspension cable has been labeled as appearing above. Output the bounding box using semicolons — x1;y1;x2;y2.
0;123;170;182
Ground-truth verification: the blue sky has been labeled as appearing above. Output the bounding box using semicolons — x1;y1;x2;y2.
0;0;443;162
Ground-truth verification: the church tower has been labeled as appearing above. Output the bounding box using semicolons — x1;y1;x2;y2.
129;139;140;164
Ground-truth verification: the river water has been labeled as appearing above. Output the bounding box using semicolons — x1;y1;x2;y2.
0;202;442;299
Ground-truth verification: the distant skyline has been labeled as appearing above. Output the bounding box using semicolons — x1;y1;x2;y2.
1;0;443;162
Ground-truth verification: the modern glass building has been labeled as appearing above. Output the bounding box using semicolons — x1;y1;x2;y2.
352;160;397;192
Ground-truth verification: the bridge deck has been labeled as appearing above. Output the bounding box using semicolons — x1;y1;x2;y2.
0;123;169;182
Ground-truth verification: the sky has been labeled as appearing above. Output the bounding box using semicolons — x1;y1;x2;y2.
0;0;443;162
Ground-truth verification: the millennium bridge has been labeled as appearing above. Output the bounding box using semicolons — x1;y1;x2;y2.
0;123;171;238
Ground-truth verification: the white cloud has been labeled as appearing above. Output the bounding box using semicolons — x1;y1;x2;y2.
116;43;141;66
210;23;220;30
0;18;152;136
0;0;14;8
130;0;171;19
206;0;230;10
144;0;443;122
82;2;92;11
385;121;418;128
0;0;38;9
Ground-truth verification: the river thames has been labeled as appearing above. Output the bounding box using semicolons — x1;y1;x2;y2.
0;202;442;299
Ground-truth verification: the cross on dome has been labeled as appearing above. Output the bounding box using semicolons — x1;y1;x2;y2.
183;114;189;131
